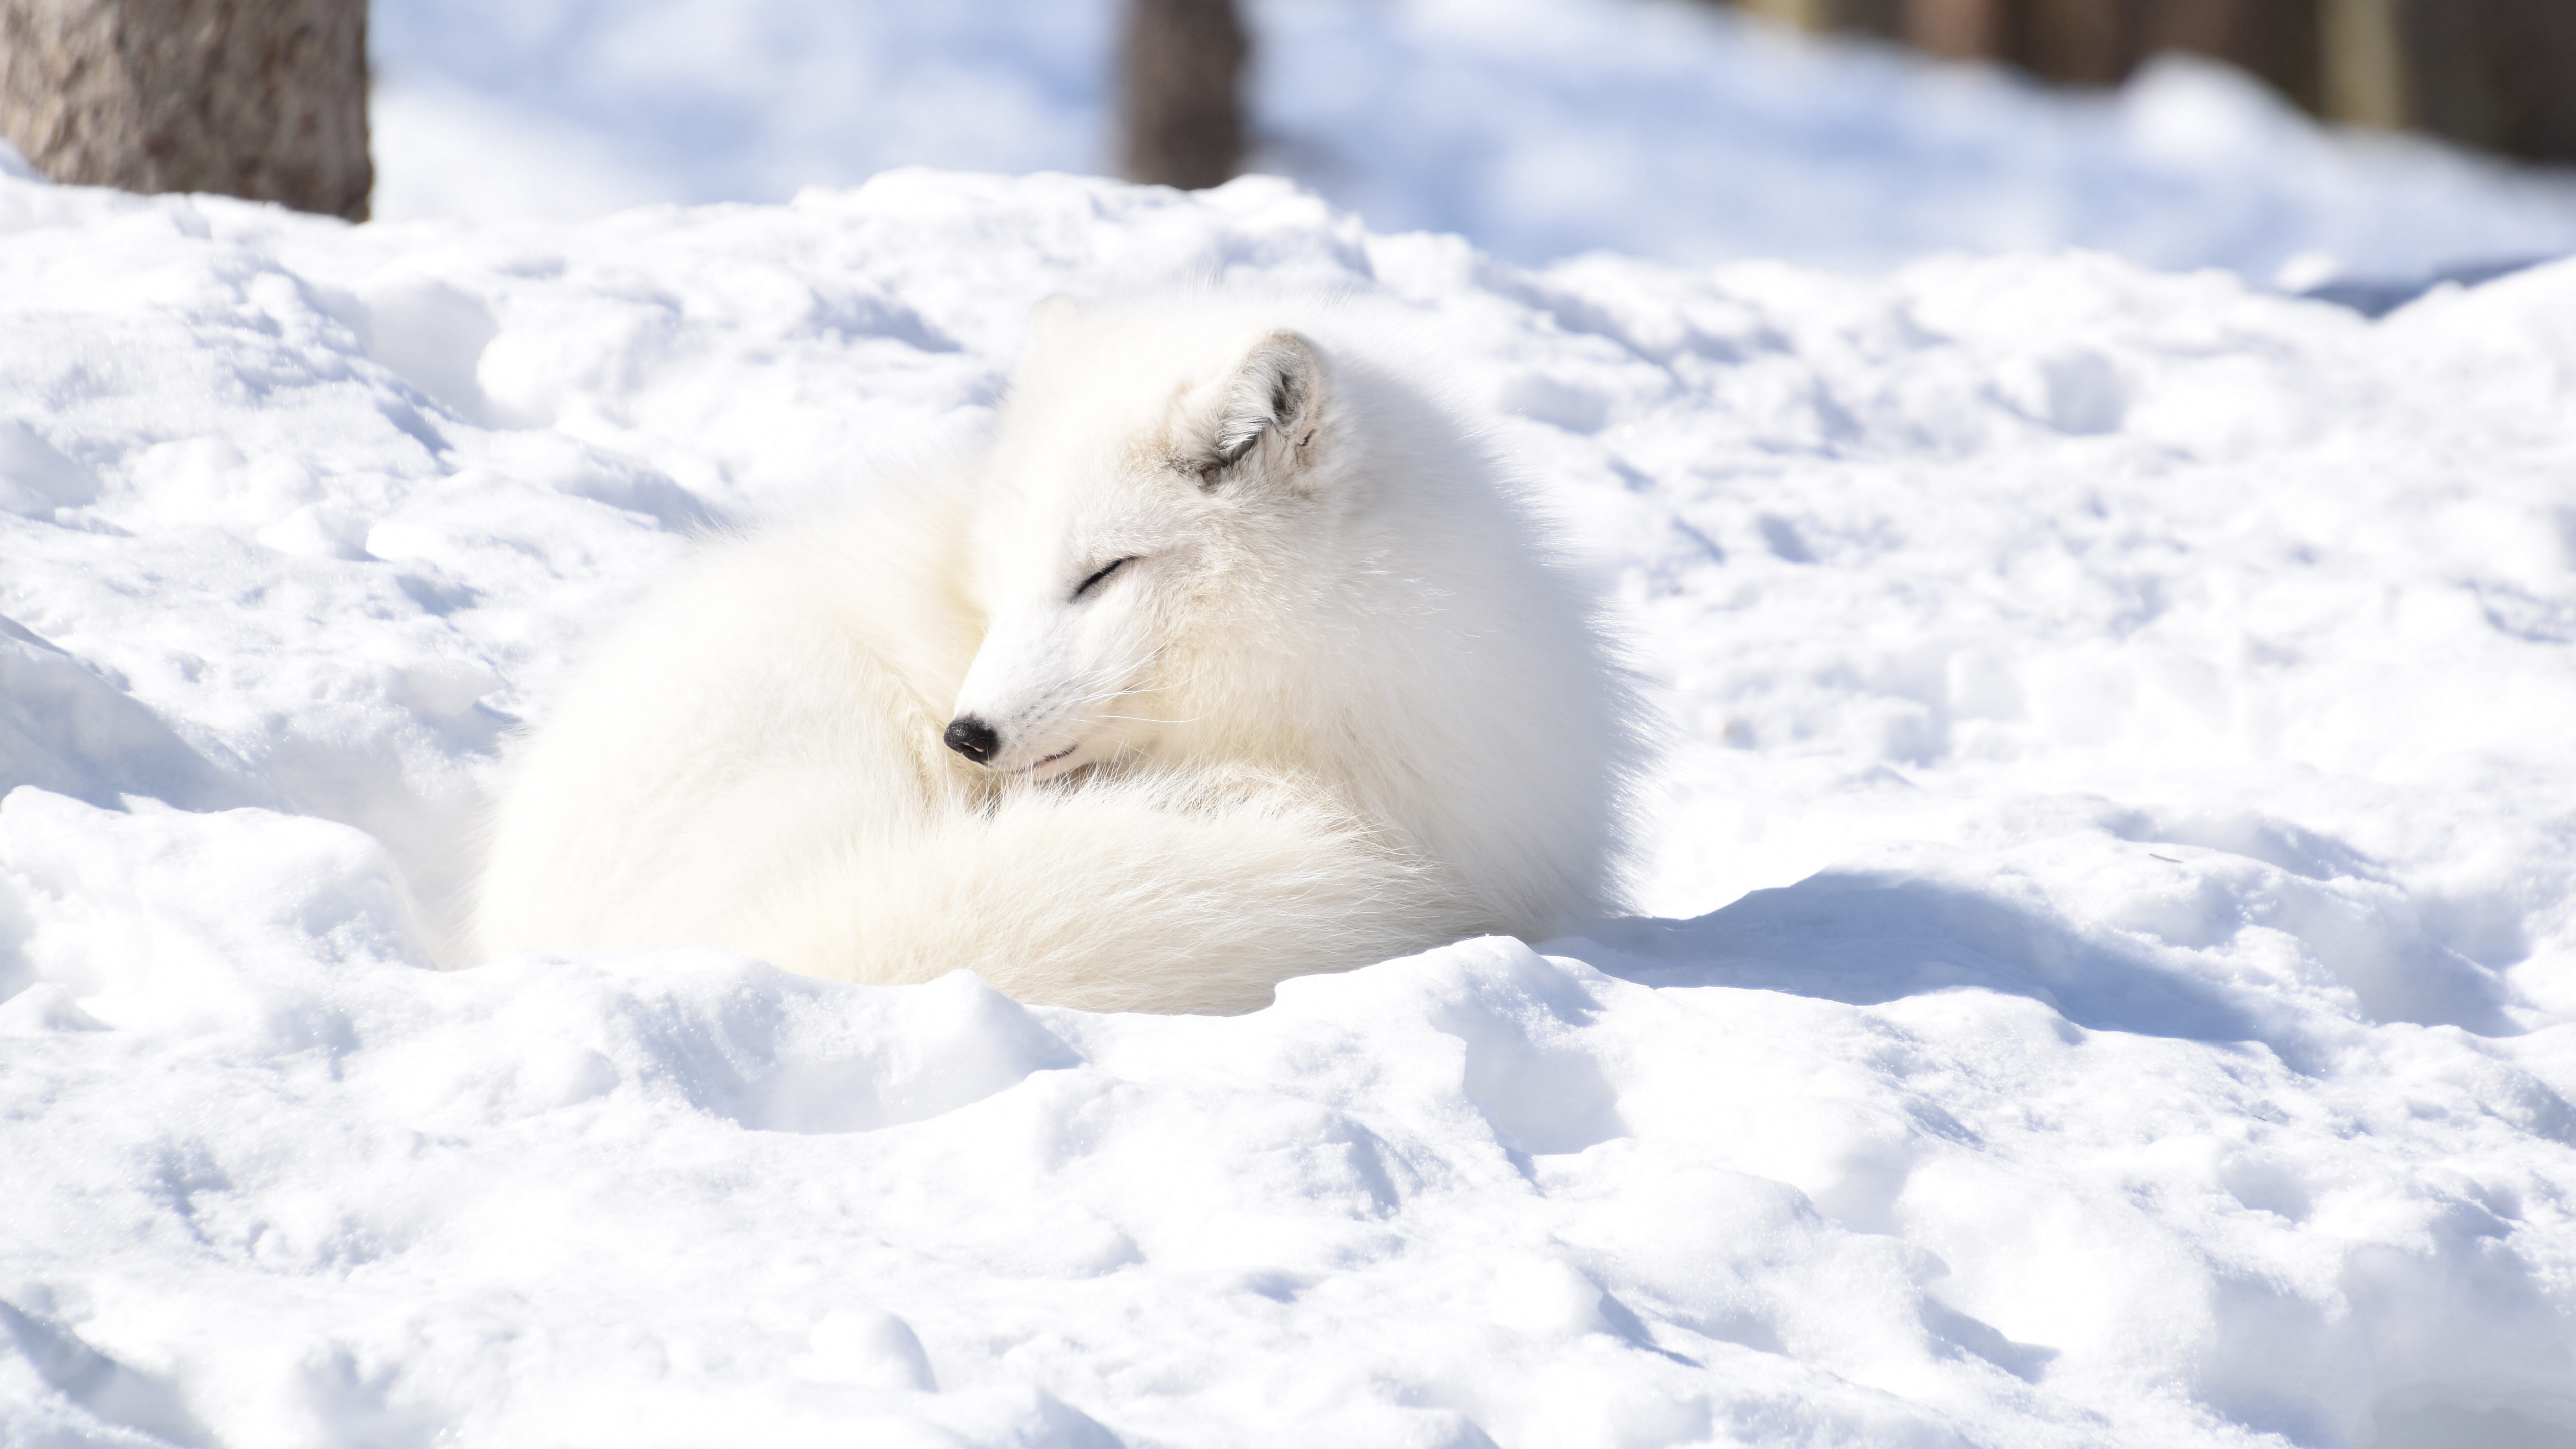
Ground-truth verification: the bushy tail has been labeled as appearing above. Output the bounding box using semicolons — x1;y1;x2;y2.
733;767;1492;1014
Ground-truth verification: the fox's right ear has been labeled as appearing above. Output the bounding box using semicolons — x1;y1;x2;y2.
1024;295;1083;352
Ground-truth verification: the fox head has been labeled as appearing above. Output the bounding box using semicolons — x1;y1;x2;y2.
943;301;1344;780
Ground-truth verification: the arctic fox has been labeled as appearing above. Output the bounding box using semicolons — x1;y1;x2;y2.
472;293;1643;1014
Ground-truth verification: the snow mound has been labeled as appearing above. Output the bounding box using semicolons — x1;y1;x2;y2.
4;167;2576;1446
369;0;2576;285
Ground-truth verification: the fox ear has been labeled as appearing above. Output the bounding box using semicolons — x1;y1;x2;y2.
1197;330;1325;492
1024;294;1084;351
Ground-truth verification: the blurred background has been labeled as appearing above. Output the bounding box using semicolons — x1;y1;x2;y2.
4;0;2574;291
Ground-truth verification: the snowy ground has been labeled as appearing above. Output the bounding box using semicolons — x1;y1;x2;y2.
366;0;2576;289
4;159;2575;1447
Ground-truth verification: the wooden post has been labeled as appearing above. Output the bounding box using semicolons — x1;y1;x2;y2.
1117;0;1249;191
0;0;370;221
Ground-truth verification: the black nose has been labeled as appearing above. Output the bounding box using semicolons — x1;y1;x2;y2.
943;715;999;764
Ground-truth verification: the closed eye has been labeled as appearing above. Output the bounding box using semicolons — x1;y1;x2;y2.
1071;555;1138;600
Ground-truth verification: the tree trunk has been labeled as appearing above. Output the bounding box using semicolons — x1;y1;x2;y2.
2489;0;2576;162
2319;0;2411;130
1906;0;2011;60
2397;0;2505;150
1117;0;1247;191
0;0;369;221
1736;0;1905;37
1737;0;1835;31
2019;0;2136;85
2144;0;2322;111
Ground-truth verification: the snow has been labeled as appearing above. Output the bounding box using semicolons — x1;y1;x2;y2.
367;0;2576;287
5;157;2576;1448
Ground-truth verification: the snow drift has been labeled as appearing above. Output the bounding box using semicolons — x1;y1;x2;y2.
367;0;2576;288
3;164;2575;1447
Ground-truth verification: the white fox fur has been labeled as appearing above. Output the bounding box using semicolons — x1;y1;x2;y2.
472;293;1644;1014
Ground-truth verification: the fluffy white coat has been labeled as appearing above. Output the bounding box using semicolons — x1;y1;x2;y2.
472;294;1644;1013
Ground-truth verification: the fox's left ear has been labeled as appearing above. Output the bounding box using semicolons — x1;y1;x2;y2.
1196;330;1327;494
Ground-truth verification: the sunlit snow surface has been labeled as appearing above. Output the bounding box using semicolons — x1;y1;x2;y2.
4;169;2576;1447
365;0;2576;286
